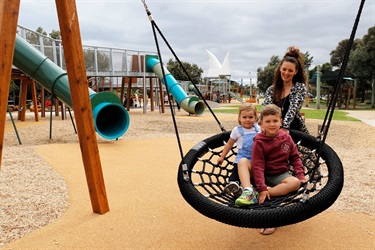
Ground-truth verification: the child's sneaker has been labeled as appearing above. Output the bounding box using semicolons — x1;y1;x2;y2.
233;186;243;198
224;182;240;196
235;188;259;206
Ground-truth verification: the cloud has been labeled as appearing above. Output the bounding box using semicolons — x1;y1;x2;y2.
18;0;374;85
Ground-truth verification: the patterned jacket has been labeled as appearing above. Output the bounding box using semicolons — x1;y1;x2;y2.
263;82;309;133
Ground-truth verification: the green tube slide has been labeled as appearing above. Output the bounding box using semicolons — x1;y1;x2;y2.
146;57;205;115
12;34;129;140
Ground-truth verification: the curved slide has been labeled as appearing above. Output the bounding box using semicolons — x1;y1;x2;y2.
146;57;205;115
12;35;129;140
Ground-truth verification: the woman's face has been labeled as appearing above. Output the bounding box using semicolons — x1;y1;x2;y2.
280;61;297;84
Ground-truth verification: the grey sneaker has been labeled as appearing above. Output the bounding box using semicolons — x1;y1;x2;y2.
224;182;242;197
233;186;243;198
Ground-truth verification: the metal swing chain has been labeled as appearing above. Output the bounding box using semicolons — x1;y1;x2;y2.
302;0;366;199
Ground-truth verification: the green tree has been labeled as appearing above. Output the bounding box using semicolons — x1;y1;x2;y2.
303;51;314;69
256;55;280;94
309;62;333;79
166;58;203;84
330;38;362;70
49;30;61;40
83;49;110;72
348;26;375;103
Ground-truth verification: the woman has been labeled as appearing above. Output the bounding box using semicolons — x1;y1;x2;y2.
263;46;309;134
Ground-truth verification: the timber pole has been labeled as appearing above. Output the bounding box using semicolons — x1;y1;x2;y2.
55;0;109;214
0;0;20;170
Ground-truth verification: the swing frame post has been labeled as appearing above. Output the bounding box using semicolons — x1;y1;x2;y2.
55;0;109;214
0;0;21;170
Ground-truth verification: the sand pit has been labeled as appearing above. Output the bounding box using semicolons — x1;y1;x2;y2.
0;109;374;249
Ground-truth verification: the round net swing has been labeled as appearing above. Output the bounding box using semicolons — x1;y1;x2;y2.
142;0;365;229
177;130;343;228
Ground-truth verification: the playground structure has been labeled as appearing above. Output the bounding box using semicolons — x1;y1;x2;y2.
13;34;130;140
13;25;207;116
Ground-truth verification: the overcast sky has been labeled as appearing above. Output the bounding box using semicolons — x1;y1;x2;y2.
18;0;374;85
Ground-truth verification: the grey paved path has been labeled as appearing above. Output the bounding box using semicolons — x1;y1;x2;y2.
345;110;375;127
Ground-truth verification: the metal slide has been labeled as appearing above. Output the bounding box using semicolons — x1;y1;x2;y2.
12;34;130;140
146;57;205;115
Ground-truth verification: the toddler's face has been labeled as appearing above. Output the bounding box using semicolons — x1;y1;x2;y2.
238;110;257;129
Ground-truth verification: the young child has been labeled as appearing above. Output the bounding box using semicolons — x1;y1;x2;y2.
250;104;307;235
217;103;260;197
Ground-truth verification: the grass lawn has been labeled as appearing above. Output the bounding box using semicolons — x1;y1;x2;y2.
210;104;363;121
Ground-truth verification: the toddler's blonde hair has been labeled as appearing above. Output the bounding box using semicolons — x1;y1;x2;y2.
238;103;257;124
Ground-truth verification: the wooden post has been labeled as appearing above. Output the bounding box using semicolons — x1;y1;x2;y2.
54;99;59;116
159;81;165;113
0;0;21;169
41;87;46;117
30;80;39;122
19;80;27;121
127;77;132;110
150;78;155;111
120;77;125;105
55;0;109;214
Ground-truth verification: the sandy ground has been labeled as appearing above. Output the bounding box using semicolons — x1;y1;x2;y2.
0;107;374;249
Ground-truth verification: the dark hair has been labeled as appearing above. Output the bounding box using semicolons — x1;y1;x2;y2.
272;46;306;104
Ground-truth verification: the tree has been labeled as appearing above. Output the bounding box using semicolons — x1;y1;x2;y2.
166;58;203;84
303;51;314;69
330;38;362;70
309;62;333;80
83;49;110;72
256;55;280;94
49;30;61;40
348;26;375;103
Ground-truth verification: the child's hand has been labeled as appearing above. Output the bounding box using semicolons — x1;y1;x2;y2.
217;157;223;165
300;176;308;184
258;191;270;204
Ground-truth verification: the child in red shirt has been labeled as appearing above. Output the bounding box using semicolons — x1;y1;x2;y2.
250;104;307;235
252;104;306;201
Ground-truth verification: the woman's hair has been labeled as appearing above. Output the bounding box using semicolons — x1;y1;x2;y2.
272;46;307;104
238;103;257;124
260;104;281;120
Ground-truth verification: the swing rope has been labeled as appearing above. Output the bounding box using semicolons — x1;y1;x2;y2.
306;0;366;190
141;0;227;133
140;0;362;228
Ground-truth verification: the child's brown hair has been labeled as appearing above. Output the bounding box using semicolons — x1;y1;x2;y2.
238;103;257;124
260;104;281;121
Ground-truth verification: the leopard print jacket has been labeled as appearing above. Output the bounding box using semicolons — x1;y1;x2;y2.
263;82;309;134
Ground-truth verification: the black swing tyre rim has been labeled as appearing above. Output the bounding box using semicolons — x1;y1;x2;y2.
177;130;344;228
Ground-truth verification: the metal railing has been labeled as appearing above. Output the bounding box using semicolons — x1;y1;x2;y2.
16;25;158;79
